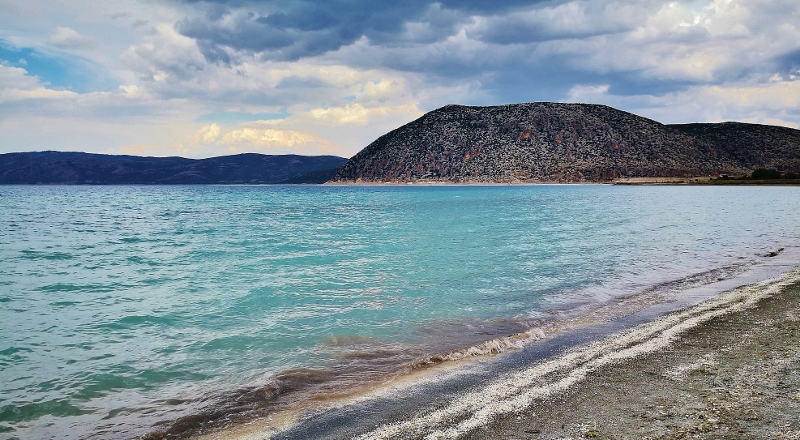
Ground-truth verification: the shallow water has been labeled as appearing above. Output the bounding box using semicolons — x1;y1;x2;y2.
0;185;798;439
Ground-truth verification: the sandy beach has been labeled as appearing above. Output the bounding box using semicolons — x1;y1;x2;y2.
471;274;800;440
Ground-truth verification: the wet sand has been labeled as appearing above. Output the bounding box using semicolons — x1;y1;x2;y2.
472;274;800;440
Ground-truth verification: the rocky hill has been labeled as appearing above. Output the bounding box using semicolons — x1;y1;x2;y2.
331;103;800;183
0;152;347;184
669;122;800;172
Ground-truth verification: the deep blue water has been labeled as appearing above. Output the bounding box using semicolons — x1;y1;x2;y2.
1;185;798;439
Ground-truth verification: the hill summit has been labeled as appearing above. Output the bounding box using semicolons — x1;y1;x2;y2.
331;103;800;183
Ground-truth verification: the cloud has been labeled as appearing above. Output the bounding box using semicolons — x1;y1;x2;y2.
275;75;328;89
0;87;78;101
564;75;800;130
177;120;347;156
308;104;374;125
567;84;611;103
772;49;800;80
118;84;142;97
0;64;41;90
121;23;207;83
177;123;340;156
219;127;332;151
706;79;800;115
47;26;96;50
117;143;178;157
0;64;78;111
174;1;428;62
307;102;421;126
171;0;558;63
468;1;643;44
190;123;222;144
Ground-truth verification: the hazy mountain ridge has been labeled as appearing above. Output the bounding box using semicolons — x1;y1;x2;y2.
0;152;348;184
331;103;800;183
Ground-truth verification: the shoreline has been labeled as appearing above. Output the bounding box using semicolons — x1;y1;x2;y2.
323;177;800;186
190;259;800;440
340;268;800;440
474;271;800;439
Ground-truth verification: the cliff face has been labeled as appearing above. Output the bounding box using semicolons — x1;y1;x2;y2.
0;152;348;184
331;103;800;183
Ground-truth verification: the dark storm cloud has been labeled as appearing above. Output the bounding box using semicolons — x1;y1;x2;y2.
472;22;624;45
773;49;800;77
164;0;800;124
175;0;555;62
467;2;641;45
172;0;655;101
197;39;232;65
177;13;295;55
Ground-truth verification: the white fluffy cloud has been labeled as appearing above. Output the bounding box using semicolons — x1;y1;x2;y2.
568;79;800;129
47;27;96;50
166;122;339;157
307;102;421;126
121;23;206;84
220;128;333;152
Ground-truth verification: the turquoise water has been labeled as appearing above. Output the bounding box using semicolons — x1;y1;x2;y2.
1;185;798;439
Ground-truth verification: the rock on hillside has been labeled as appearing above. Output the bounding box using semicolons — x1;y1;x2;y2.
331;103;800;183
0;152;348;184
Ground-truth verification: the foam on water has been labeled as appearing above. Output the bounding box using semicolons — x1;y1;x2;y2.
1;185;799;439
353;267;800;440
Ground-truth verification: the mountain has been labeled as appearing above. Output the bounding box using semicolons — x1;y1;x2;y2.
330;103;800;183
0;152;348;184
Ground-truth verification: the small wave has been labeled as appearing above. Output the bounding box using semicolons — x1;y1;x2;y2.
640;262;753;296
126;255;162;266
140;367;341;439
199;335;264;351
412;327;548;368
97;314;176;331
49;300;81;308
761;247;785;258
0;346;34;356
120;236;149;244
410;262;758;370
0;398;87;423
18;250;74;261
37;283;120;293
0;346;34;367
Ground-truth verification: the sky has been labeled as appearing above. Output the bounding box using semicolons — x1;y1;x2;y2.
1;0;799;159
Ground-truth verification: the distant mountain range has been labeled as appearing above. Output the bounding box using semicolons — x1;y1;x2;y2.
331;103;800;183
5;104;799;185
0;152;348;184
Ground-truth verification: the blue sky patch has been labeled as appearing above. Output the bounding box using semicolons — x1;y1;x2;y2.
0;40;112;93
